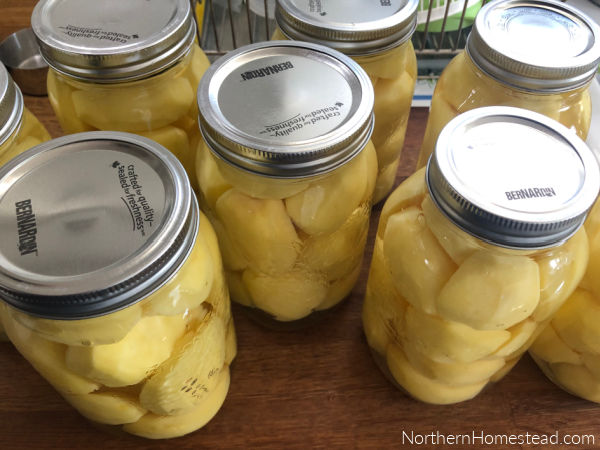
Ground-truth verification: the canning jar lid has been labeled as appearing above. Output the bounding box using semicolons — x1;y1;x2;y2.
426;106;600;249
466;0;600;92
198;41;374;178
31;0;196;82
275;0;418;56
0;63;23;147
0;132;199;319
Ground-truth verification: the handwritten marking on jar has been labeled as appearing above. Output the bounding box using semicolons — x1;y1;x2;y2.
115;162;155;237
15;199;38;256
240;61;294;81
505;187;556;201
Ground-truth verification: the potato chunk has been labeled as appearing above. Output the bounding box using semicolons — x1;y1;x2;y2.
383;206;457;314
243;269;327;321
436;251;540;330
216;190;300;275
403;305;510;363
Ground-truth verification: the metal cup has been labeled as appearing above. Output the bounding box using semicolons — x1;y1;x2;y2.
0;28;48;96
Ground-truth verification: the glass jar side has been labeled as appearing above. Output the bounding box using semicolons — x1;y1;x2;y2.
0;211;235;439
196;137;377;326
416;52;593;169
529;199;600;403
363;167;589;404
46;44;210;189
272;27;416;204
353;41;417;204
0;107;51;166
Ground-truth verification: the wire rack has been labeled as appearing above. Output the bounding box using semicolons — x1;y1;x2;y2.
193;0;489;77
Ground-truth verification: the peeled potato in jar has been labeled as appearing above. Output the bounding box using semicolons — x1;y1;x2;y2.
64;392;147;425
0;136;43;166
403;305;511;363
379;168;427;232
363;140;379;204
371;71;414;163
355;42;414;80
19;108;51;142
65;315;187;387
285;143;372;236
559;89;591;140
139;313;227;416
403;341;505;386
124;367;230;439
224;319;237;366
417;95;459;169
579;232;600;299
383;206;457;314
533;229;588;322
386;342;488;405
362;238;409;355
203;270;231;322
181;45;211;89
142;236;214;316
299;204;369;281
138;126;191;172
242;268;328;322
215;156;310;200
421;195;481;265
372;119;410;174
1;314;100;395
529;323;582;365
225;270;253;307
12;303;142;347
71;77;194;132
216;189;300;275
372;159;400;204
47;70;95;133
552;289;600;355
206;210;249;272
436;251;540;330
317;262;362;311
363;286;407;357
492;319;538;358
550;362;600;403
196;141;232;210
582;353;600;379
437;53;506;112
584;198;600;241
490;357;520;383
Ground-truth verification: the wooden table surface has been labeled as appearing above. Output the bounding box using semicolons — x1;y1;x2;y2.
2;1;600;449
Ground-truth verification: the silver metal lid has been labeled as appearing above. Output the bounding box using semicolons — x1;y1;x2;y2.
426;106;600;249
0;132;198;319
197;41;374;178
275;0;418;55
466;0;600;92
31;0;196;82
0;63;23;147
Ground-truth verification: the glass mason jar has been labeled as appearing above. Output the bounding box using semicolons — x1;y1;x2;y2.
0;132;235;439
196;41;376;326
31;0;210;189
273;0;418;204
0;63;51;341
0;63;50;167
416;0;600;170
363;107;599;404
529;197;600;403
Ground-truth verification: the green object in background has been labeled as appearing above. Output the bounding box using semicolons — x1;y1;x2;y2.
416;0;482;32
